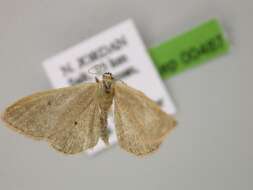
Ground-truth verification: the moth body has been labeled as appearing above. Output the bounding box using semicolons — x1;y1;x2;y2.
96;72;115;145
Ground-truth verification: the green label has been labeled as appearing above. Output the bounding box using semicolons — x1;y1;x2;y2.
149;19;230;79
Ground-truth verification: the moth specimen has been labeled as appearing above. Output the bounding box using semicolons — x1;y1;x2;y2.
1;72;176;156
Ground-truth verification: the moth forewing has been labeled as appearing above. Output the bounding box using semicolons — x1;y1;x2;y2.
1;83;103;154
113;81;176;156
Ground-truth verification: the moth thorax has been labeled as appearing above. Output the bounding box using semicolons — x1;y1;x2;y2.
102;72;114;92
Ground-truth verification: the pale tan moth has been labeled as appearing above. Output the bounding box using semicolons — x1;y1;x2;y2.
1;72;176;156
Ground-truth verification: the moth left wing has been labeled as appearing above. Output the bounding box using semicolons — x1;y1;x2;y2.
1;83;102;154
113;81;176;156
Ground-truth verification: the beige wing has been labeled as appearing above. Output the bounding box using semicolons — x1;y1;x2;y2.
114;81;176;156
1;83;102;154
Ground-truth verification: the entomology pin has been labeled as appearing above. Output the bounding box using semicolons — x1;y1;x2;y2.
1;72;177;156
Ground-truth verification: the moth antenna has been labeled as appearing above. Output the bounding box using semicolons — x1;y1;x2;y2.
115;78;126;84
88;63;107;76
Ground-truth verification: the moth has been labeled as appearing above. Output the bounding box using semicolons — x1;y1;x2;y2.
1;72;176;156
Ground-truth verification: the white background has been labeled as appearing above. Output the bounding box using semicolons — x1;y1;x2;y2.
0;0;252;190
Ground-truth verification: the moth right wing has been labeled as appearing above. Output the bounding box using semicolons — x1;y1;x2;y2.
113;81;176;156
1;83;102;154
